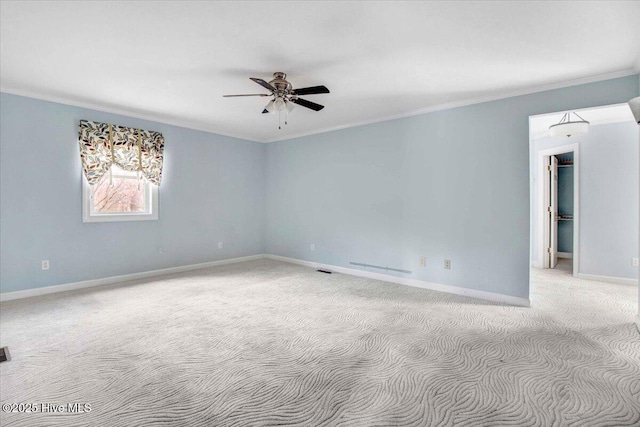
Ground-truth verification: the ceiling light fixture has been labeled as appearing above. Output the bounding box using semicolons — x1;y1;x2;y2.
549;112;589;138
273;97;286;112
264;96;295;130
285;99;295;113
263;99;275;114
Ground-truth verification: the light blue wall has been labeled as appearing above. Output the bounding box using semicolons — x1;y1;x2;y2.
532;122;639;280
266;75;639;299
579;122;638;279
0;93;266;293
2;75;638;298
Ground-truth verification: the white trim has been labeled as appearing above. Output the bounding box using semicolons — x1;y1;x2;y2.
265;254;531;307
0;254;266;302
1;253;531;307
264;69;638;143
533;144;580;277
576;273;639;286
558;252;573;259
0;87;258;143
529;102;637;120
531;261;543;269
542;154;551;268
2;69;637;144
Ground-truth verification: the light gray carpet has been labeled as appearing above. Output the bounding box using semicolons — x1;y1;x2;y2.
1;259;639;426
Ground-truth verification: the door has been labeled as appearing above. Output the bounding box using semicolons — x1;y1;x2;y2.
549;156;558;268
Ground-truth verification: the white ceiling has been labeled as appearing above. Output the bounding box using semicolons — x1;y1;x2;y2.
1;1;639;143
529;104;636;139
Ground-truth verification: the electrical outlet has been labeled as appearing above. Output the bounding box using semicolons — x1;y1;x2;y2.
419;256;426;267
218;242;223;249
633;258;639;267
444;259;451;270
41;260;50;270
310;243;315;251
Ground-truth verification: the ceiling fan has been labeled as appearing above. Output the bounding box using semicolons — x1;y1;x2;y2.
223;72;329;128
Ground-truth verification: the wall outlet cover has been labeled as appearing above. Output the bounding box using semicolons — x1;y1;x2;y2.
310;244;315;251
633;258;639;267
444;259;451;270
41;260;49;270
420;256;426;267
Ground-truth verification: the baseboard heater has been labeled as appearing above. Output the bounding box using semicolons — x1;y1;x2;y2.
350;262;412;274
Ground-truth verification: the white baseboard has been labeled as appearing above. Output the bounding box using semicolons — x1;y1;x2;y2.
265;254;530;307
576;273;639;286
557;252;573;259
0;253;533;307
0;254;266;302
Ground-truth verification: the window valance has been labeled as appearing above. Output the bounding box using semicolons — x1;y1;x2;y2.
78;119;164;186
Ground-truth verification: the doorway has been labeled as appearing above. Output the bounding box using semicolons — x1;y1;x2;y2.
534;143;580;277
529;103;639;318
541;149;577;273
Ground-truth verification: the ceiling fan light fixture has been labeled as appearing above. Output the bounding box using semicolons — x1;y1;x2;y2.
549;112;589;138
225;72;328;126
273;97;286;112
264;99;275;114
285;99;295;113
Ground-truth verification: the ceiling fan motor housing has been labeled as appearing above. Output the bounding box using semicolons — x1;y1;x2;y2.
270;72;292;95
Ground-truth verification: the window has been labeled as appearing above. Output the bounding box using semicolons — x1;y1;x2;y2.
83;165;158;222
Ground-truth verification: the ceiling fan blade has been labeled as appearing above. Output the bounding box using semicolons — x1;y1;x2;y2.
250;77;276;92
223;94;270;97
290;97;324;111
291;85;330;95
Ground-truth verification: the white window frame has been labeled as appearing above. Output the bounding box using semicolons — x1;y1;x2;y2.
82;167;159;223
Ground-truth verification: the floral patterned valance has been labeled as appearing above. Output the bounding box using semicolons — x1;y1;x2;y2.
78;120;164;186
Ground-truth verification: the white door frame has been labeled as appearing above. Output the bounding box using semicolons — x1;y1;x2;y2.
544;155;559;269
536;143;579;276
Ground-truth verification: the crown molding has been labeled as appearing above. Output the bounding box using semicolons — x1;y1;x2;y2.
2;68;637;144
0;85;267;143
265;69;639;143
